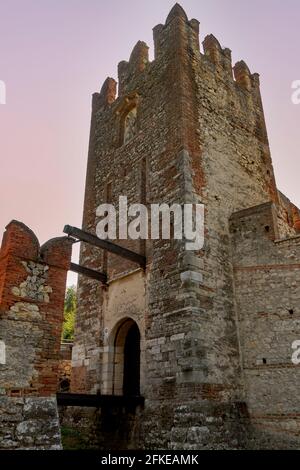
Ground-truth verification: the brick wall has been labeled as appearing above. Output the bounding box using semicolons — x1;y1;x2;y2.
0;220;72;449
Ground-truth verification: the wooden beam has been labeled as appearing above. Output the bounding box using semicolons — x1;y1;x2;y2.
56;392;144;408
70;262;107;284
64;225;146;269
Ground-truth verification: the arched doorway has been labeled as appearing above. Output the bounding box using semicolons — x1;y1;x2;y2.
110;318;141;396
123;323;140;396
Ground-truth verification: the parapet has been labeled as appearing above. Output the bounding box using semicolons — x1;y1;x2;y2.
118;41;149;96
153;3;200;59
92;4;263;111
40;236;74;270
0;220;40;261
0;220;73;312
99;77;117;107
233;61;252;91
165;3;188;24
203;34;233;78
230;202;279;239
229;202;281;266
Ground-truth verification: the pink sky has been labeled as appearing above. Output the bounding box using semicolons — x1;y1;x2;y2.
0;0;299;284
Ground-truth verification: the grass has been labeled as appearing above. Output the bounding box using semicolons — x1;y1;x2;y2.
60;426;90;450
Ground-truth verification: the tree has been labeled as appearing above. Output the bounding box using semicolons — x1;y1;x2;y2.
62;285;77;341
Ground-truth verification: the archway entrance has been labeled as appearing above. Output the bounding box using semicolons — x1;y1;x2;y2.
110;318;141;396
123;323;140;396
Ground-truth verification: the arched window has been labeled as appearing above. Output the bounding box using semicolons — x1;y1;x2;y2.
123;107;137;144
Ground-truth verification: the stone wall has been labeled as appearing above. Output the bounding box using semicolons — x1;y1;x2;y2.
0;397;61;449
59;404;143;450
0;221;72;449
230;202;300;443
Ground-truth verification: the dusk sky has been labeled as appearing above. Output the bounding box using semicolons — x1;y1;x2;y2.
0;0;299;285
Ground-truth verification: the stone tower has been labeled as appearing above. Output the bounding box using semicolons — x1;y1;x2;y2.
71;4;300;449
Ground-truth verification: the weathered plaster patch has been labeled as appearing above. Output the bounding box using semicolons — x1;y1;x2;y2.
8;302;41;321
0;341;6;365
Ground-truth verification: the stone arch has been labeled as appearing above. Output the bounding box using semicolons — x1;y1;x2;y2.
105;317;141;396
115;93;139;146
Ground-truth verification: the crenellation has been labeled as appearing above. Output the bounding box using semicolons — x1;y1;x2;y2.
233;60;253;91
165;3;188;25
99;77;117;106
202;35;235;83
117;42;149;97
152;24;164;59
203;34;222;65
129;41;149;72
187;19;200;54
222;47;233;78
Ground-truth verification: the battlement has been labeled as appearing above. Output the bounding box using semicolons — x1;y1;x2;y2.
152;3;200;59
118;41;149;96
93;3;262;109
83;3;278;208
0;221;73;311
202;34;232;78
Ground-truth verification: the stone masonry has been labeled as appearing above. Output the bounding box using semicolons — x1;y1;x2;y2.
0;221;72;449
70;4;300;449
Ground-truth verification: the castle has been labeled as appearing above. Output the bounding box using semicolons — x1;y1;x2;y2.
1;3;300;450
68;3;300;448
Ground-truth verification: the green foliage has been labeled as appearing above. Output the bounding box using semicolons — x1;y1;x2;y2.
60;426;90;450
62;285;76;341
